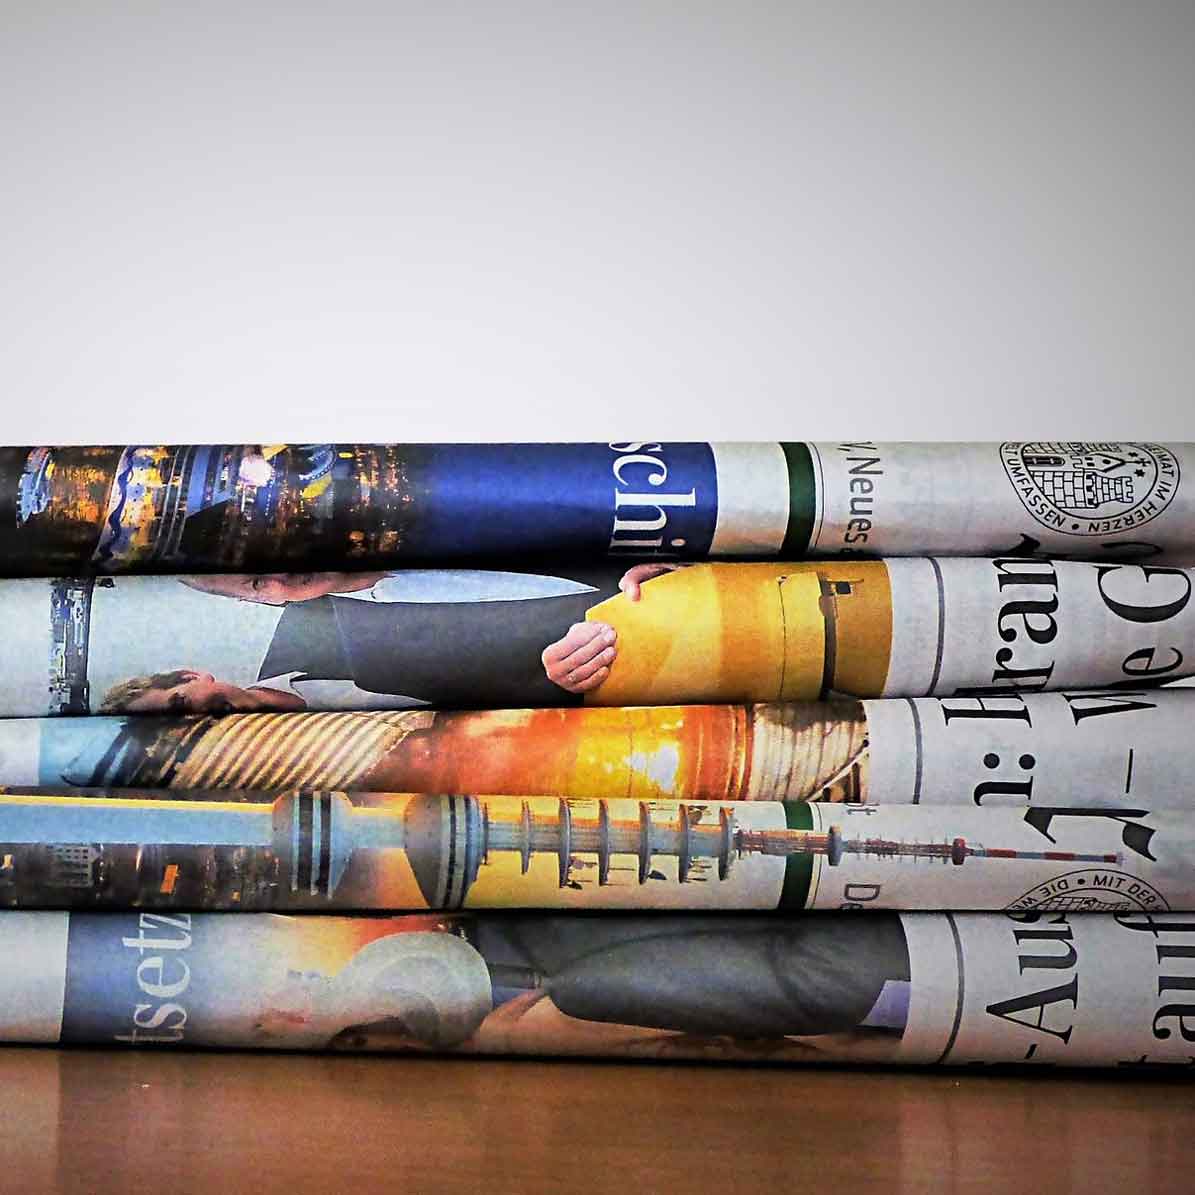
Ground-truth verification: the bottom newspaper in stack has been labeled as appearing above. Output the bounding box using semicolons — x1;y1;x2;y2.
2;909;1190;1068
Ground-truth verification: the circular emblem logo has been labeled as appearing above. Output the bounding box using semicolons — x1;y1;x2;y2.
1000;442;1179;536
1006;868;1169;914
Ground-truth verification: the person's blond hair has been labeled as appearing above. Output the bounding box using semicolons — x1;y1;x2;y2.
99;669;195;713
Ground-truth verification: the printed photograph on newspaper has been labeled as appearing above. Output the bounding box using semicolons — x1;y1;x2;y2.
5;909;1190;1068
0;791;1190;913
1;557;1193;718
0;689;1190;808
2;442;1191;574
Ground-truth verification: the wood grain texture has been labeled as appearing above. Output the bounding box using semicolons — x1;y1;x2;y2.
0;1048;1190;1195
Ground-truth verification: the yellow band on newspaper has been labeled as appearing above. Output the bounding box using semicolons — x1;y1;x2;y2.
585;562;892;704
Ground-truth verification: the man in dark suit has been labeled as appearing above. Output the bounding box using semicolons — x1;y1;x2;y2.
101;564;676;714
320;913;912;1054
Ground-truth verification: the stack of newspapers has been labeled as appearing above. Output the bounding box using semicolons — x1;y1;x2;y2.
1;440;1193;1068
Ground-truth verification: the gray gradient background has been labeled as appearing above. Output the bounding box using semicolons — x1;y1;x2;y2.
1;2;1192;442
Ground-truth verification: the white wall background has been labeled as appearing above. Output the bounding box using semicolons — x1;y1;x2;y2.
2;2;1193;443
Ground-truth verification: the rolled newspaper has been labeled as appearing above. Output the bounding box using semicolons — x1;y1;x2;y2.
0;690;1187;808
0;908;1189;1068
3;557;1195;716
0;789;1185;913
2;442;1191;573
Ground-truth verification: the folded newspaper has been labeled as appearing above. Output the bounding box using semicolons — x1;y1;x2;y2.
6;439;1192;1077
0;788;1179;913
5;557;1194;717
2;442;1190;573
1;690;1185;806
1;908;1189;1068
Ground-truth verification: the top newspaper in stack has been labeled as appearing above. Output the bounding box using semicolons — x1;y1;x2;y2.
1;555;1193;717
0;442;1191;573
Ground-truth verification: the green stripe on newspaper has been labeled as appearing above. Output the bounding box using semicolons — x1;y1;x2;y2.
779;799;815;909
780;442;816;556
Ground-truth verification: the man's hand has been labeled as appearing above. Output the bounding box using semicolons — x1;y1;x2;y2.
618;562;685;601
542;622;617;694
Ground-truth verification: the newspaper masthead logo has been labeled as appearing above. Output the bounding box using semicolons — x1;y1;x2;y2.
1006;868;1168;914
1000;442;1179;536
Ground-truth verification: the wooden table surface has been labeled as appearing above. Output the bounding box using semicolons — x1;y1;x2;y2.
0;1048;1190;1194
